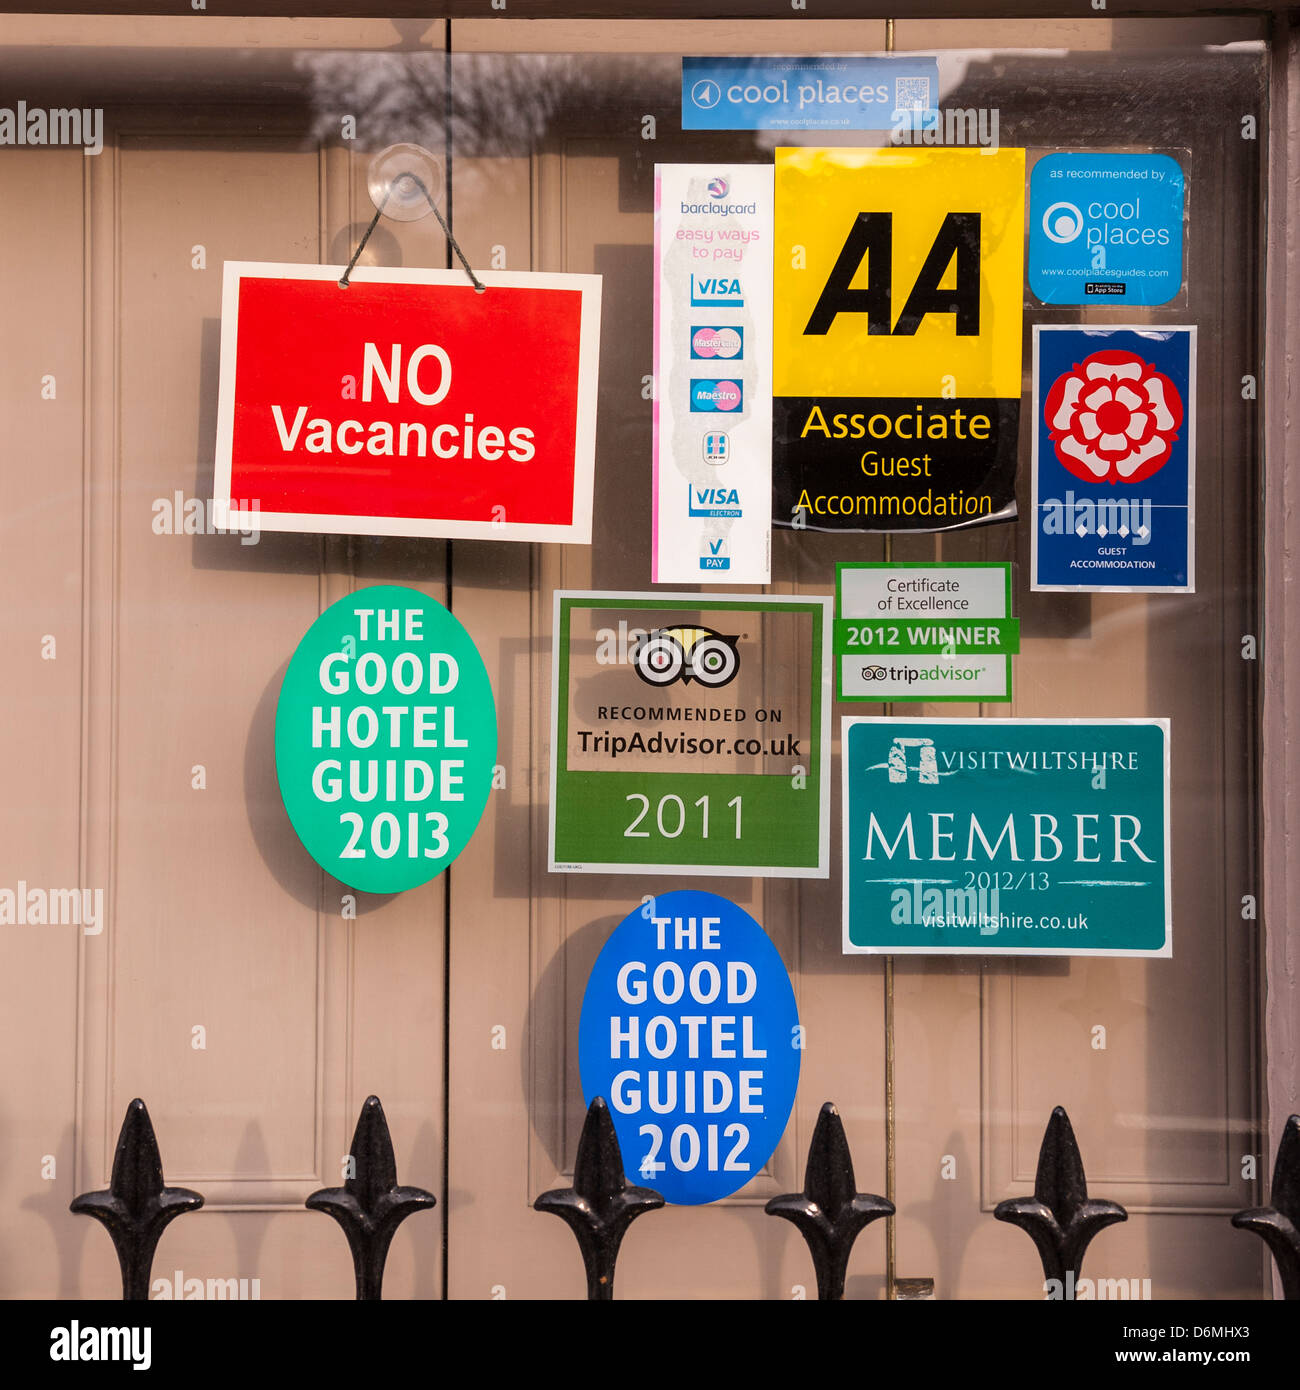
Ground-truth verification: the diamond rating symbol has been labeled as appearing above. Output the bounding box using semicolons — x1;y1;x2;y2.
1075;523;1089;538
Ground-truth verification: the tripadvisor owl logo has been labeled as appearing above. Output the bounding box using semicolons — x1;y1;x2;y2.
634;626;740;689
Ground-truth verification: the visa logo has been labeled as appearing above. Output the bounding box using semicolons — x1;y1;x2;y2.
688;485;742;518
690;275;744;307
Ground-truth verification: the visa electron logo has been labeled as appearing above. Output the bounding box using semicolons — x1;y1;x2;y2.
688;484;742;518
691;379;743;413
1045;350;1182;485
634;627;740;688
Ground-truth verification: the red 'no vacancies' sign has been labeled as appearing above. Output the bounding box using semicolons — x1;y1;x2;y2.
214;262;602;543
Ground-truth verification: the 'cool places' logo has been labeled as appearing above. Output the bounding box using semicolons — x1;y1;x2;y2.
1038;194;1172;250
1041;348;1184;546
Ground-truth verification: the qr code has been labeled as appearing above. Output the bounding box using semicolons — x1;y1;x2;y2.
894;76;932;112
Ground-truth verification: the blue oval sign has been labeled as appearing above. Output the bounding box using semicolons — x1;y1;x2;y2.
579;889;801;1205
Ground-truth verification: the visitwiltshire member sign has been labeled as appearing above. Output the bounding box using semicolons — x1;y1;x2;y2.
550;592;832;877
842;717;1171;956
214;262;601;543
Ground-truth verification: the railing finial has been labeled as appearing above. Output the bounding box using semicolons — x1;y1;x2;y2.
994;1105;1127;1288
1232;1113;1300;1299
766;1101;894;1301
305;1094;436;1300
70;1097;204;1300
534;1096;664;1300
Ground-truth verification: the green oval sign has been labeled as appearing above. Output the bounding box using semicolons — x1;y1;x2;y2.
275;585;497;893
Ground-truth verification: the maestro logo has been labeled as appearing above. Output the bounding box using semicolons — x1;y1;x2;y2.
1041;200;1085;244
1045;349;1184;486
690;378;743;412
633;626;740;689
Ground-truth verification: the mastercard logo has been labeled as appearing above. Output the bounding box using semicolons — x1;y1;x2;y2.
690;326;743;360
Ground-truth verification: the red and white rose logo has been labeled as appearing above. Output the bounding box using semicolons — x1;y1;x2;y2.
1044;349;1183;486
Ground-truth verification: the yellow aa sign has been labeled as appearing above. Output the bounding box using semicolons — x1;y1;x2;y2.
773;147;1025;534
775;146;1024;398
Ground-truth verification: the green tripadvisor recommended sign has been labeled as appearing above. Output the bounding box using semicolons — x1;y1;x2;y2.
836;561;1018;702
842;717;1171;956
276;584;497;893
549;591;832;877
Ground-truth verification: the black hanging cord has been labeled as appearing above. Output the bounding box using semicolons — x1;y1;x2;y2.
338;173;484;292
338;188;389;288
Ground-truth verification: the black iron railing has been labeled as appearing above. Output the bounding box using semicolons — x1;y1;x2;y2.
70;1096;1299;1301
